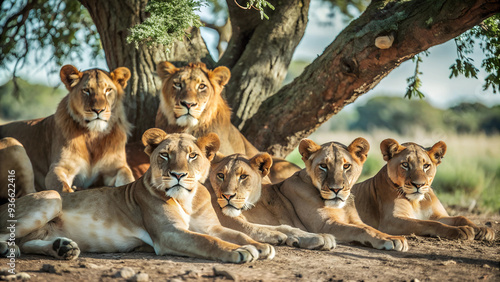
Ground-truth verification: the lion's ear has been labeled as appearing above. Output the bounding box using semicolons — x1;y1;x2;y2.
299;139;322;162
111;67;131;89
250;153;273;178
142;128;168;156
348;137;370;164
209;66;231;87
380;138;406;162
196;133;220;162
60;65;83;91
157;61;179;80
427;141;447;165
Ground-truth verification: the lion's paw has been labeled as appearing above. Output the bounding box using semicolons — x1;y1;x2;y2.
259;230;287;245
52;238;80;260
286;233;336;251
387;236;408;252
255;243;275;260
0;242;20;257
474;226;495;241
450;226;475;241
228;245;259;263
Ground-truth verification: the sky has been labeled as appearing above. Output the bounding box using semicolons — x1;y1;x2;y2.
1;0;499;109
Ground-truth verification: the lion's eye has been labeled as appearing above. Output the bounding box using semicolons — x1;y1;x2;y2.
82;88;90;95
217;173;225;180
173;82;182;90
199;83;207;91
401;162;409;169
105;88;113;95
319;164;328;171
189;152;198;160
240;174;248;180
159;153;169;161
423;164;430;170
343;163;351;170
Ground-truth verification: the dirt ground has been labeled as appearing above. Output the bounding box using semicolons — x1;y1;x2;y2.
1;212;499;281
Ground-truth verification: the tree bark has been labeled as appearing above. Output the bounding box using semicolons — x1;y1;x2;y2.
221;0;310;129
79;0;212;141
242;0;500;157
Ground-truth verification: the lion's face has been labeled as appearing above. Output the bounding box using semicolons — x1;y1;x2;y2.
142;129;220;201
381;139;446;202
60;65;131;133
209;153;272;217
157;61;231;128
299;138;370;209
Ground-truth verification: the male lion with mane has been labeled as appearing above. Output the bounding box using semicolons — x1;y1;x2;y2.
128;61;299;182
352;139;495;241
0;65;135;193
0;129;274;263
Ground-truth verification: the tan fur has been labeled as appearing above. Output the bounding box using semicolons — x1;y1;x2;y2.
0;138;36;204
0;130;274;263
207;153;336;250
128;61;299;182
0;65;135;193
352;139;495;241
277;138;408;251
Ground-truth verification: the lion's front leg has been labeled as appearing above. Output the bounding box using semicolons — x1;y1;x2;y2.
437;216;495;241
46;162;82;192
322;222;408;252
273;225;336;251
152;227;259;263
206;225;276;260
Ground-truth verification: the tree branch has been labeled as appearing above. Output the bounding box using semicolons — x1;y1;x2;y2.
242;0;500;157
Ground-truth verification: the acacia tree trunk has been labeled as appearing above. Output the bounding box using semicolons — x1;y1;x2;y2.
241;0;500;157
79;0;213;141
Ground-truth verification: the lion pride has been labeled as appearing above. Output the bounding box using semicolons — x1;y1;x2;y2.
352;139;495;241
0;130;273;263
0;65;135;193
136;61;299;183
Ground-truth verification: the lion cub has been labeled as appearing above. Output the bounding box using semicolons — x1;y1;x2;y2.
0;129;274;263
278;138;408;251
207;153;336;250
352;139;495;241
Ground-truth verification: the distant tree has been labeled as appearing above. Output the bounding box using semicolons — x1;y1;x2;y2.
1;0;499;157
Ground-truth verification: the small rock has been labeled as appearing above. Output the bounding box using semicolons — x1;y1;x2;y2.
81;263;100;269
482;264;491;268
439;260;457;266
15;273;30;280
128;272;149;282
114;267;136;279
41;264;57;274
213;267;238;281
485;222;492;227
411;279;420;282
295;273;303;278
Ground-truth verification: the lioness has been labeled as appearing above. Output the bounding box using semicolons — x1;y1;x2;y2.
0;65;135;193
0;138;36;204
278;138;408;251
207;153;336;250
0;129;274;263
144;61;299;182
352;139;495;241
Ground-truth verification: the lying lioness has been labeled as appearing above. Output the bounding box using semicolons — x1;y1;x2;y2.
209;138;408;251
0;129;274;263
352;139;495;241
207;153;336;250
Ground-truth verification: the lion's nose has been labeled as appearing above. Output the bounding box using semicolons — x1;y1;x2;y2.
411;181;425;189
329;187;343;194
222;193;236;201
180;101;197;109
170;171;187;180
92;108;105;114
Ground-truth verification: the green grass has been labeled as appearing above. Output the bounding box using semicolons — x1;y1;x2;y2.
285;130;500;213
